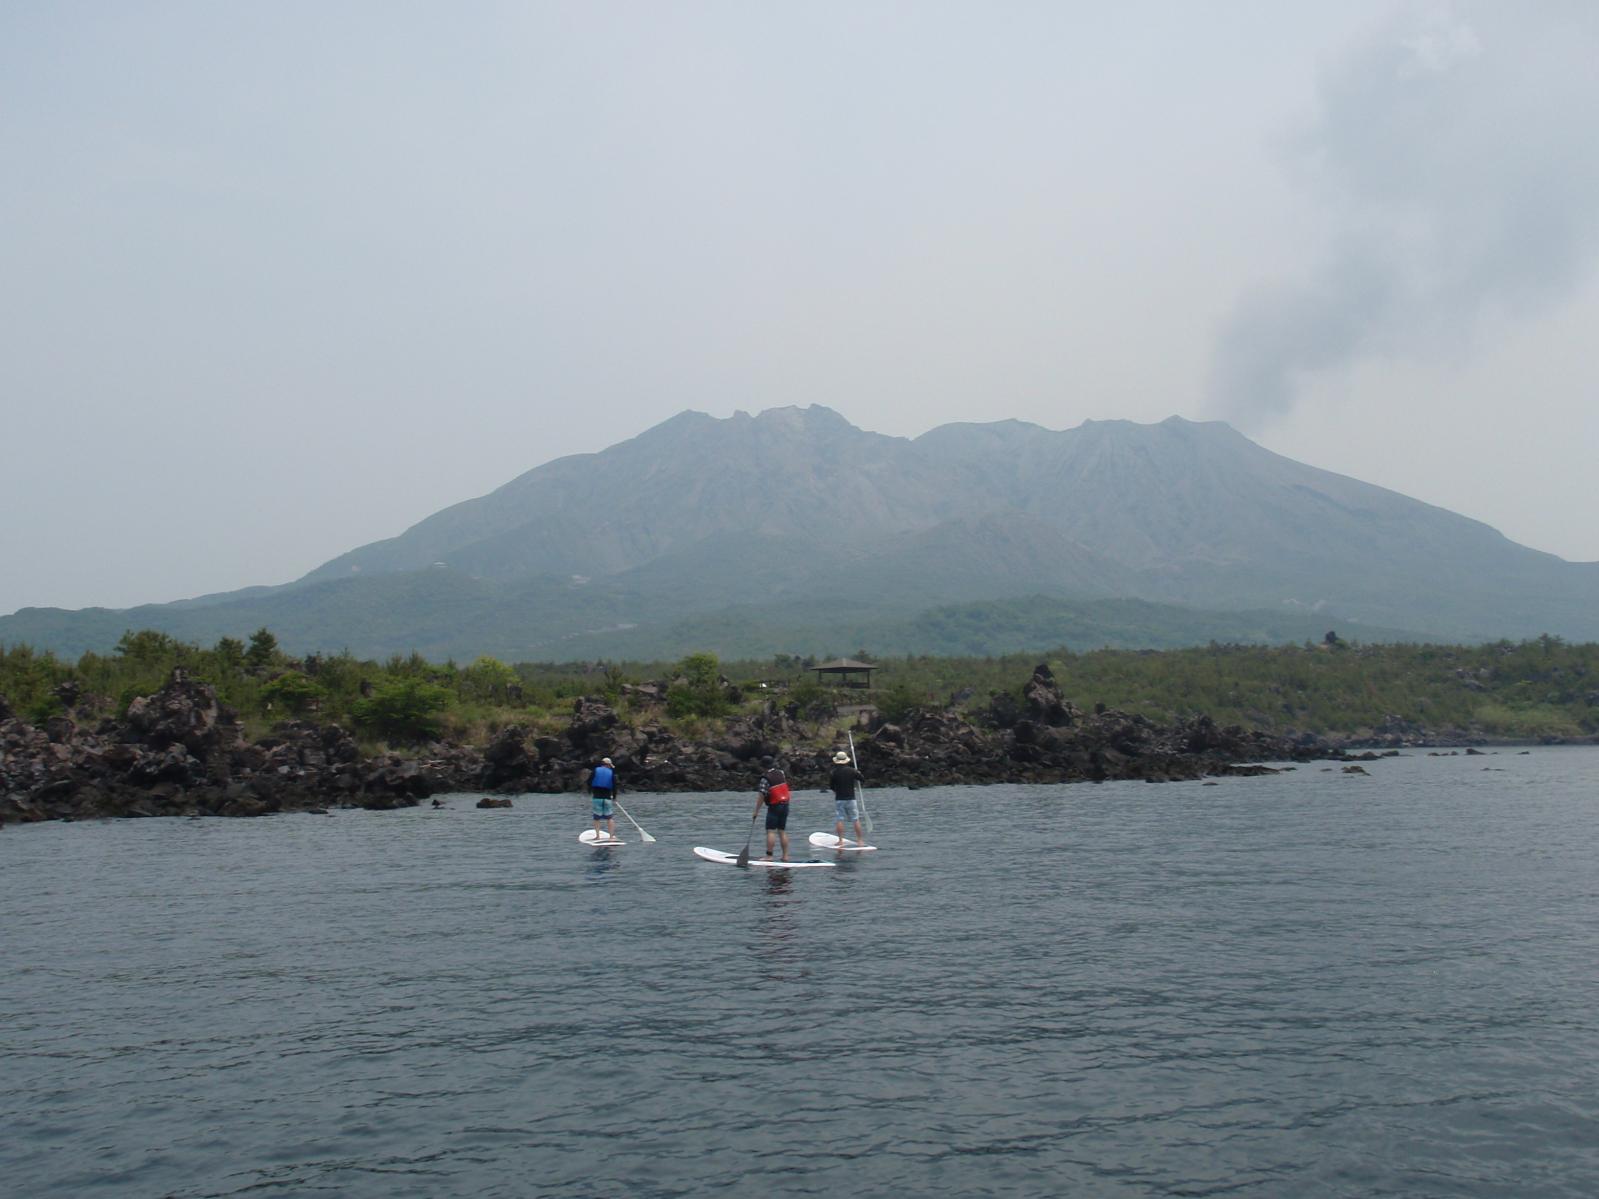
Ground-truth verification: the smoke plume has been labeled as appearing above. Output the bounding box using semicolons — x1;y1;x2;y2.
1209;2;1599;427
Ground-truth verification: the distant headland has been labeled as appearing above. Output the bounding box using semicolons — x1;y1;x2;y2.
5;629;1594;825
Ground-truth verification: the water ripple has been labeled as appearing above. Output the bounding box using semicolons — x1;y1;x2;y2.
4;752;1599;1196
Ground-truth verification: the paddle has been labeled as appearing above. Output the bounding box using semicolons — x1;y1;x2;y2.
613;799;656;843
847;730;874;834
734;809;762;868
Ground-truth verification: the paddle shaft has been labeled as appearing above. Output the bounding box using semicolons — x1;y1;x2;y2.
613;799;656;843
846;730;873;833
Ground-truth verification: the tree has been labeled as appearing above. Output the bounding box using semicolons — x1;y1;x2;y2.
353;676;452;743
679;652;720;689
114;629;176;666
245;628;281;674
666;651;730;718
214;637;246;672
260;671;325;716
0;643;70;722
462;655;517;703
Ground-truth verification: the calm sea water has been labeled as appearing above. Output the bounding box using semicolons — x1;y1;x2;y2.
5;749;1599;1198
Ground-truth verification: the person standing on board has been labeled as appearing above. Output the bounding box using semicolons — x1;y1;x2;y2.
829;750;866;848
589;756;618;840
752;756;792;861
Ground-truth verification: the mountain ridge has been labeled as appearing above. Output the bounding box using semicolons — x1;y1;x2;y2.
5;406;1597;659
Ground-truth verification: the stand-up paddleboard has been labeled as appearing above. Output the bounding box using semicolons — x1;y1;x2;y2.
579;830;625;846
809;833;877;852
693;847;833;869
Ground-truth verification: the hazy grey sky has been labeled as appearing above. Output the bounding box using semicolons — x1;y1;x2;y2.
4;1;1596;617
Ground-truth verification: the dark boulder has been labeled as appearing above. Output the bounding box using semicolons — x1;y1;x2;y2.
986;690;1023;729
124;671;242;757
566;697;619;753
481;725;533;789
1023;663;1081;727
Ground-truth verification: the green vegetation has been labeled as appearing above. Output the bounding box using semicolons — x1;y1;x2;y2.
352;676;454;743
259;670;324;716
915;636;1599;740
2;630;1597;745
665;651;733;718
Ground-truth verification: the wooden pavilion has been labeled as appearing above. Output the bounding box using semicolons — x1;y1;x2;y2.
812;658;875;690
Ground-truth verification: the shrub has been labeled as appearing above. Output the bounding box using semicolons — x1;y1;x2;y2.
875;684;926;725
462;656;518;703
1472;702;1584;739
260;671;325;716
353;677;453;743
784;680;836;722
666;685;729;719
666;651;730;718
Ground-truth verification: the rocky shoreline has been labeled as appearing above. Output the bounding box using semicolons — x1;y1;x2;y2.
0;663;1505;826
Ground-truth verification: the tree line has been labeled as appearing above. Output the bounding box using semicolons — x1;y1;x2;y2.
2;628;1595;746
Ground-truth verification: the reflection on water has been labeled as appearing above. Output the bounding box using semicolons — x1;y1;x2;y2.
5;751;1599;1198
752;870;808;982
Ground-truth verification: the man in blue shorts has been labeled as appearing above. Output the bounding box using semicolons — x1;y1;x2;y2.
828;750;865;848
589;756;618;839
752;756;791;861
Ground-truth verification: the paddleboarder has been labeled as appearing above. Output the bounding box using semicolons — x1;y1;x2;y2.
828;749;866;849
589;756;618;840
752;756;792;861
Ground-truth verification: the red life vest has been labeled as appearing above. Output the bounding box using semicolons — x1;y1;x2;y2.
765;778;791;804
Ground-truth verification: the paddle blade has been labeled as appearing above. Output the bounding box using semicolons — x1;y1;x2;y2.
736;811;759;866
613;801;656;844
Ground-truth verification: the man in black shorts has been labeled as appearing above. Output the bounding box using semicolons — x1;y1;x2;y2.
751;756;792;861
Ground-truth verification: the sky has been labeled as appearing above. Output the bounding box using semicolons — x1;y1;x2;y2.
3;1;1597;617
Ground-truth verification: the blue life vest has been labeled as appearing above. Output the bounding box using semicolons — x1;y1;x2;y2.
592;764;615;790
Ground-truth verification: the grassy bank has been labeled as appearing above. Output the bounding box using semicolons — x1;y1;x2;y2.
3;629;1596;746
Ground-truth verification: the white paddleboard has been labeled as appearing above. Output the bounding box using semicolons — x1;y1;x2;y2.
579;830;625;846
809;833;878;852
693;847;834;868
